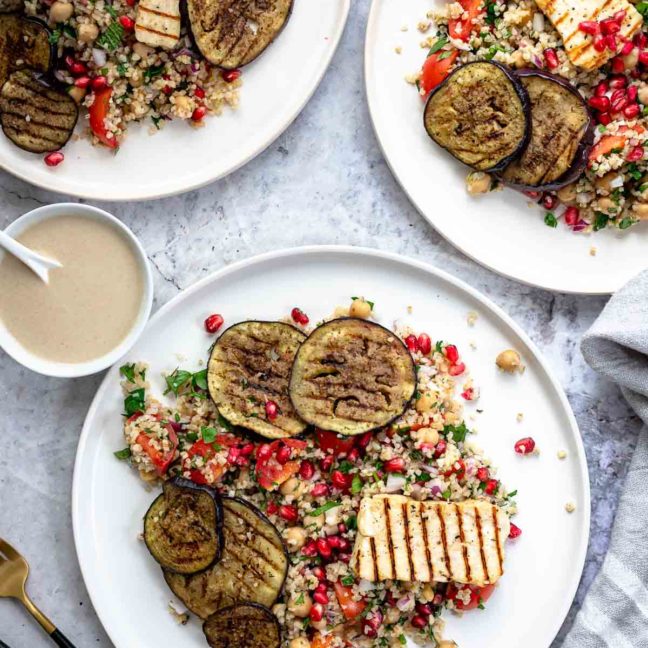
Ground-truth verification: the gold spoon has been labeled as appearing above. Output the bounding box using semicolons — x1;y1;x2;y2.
0;538;76;647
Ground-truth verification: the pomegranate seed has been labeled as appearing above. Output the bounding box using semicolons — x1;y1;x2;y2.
384;457;406;473
265;400;279;421
276;443;292;464
628;85;638;101
227;446;241;464
461;387;475;400
126;0;135;6
614;9;627;22
194;87;205;99
635;32;648;48
44;151;64;167
444;459;466;479
291;307;309;325
640;51;648;66
564;206;580;227
331;470;350;490
266;501;278;515
74;76;90;89
312;566;326;580
385;592;398;607
417;333;432;355
362;610;383;637
363;626;377;639
311;483;330;497
221;68;242;83
611;95;628;112
316;537;332;559
589;95;610;112
327;535;343;549
299;460;315;480
609;75;628;88
91;75;108;91
279;505;298;522
320;455;334;471
621;41;634;55
192;106;207;122
204;313;224;333
448;362;466;376
118;15;135;30
624;103;641;119
598;112;612;125
476;467;490;482
542;193;558;210
357;432;373;449
415;603;433;616
338;552;351;563
605;34;618;50
611;57;625;73
313;590;328;605
445;344;459;363
544;48;559;69
301;540;318;557
162;85;173;95
593;35;607;51
601;19;621;35
404;335;419;353
509;522;523;539
338;522;347;533
594;80;609;96
578;20;600;35
627;145;644;161
514;436;536;454
347;447;360;462
337;538;351;552
257;443;272;461
523;190;541;200
484;479;499;495
309;603;324;622
240;443;255;456
434;440;447;458
411;615;428;630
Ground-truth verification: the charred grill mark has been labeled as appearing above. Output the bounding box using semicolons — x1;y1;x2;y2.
369;537;378;581
138;5;180;19
135;24;179;38
402;503;415;581
436;506;451;579
419;504;434;581
475;506;489;584
384;498;396;579
492;505;503;578
455;504;471;583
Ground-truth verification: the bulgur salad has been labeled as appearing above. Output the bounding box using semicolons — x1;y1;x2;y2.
114;299;522;648
411;0;648;232
0;0;292;165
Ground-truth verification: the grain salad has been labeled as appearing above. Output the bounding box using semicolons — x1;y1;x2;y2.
412;0;648;232
115;304;520;648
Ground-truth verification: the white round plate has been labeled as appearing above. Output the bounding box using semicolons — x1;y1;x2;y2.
73;247;590;648
365;0;648;294
0;1;349;202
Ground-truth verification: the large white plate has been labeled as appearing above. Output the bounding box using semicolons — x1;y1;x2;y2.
72;247;590;648
365;0;648;294
0;1;349;201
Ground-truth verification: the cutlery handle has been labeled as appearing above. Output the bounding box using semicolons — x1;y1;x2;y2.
49;629;77;648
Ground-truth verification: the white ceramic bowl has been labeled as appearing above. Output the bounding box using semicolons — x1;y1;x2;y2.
0;203;153;377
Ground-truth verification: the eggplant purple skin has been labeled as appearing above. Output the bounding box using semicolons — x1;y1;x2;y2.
498;68;594;192
423;60;531;173
24;15;56;80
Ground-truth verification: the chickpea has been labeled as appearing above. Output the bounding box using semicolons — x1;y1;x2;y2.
414;427;439;446
510;49;527;69
596;197;616;214
465;171;492;195
416;392;436;413
49;0;73;23
77;23;99;43
68;85;86;104
623;48;639;70
289;639;311;648
638;83;648;106
333;306;349;317
173;95;194;115
304;513;325;528
556;182;577;204
349;298;372;319
631;202;648;220
284;527;308;552
133;42;155;59
288;593;312;618
595;171;618;195
421;584;435;602
384;607;401;624
280;477;301;496
496;349;523;373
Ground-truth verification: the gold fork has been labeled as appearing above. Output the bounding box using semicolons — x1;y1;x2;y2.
0;538;76;647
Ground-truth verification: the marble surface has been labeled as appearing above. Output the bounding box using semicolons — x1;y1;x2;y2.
0;1;642;646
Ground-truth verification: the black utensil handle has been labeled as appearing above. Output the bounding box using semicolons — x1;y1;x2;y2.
49;629;77;648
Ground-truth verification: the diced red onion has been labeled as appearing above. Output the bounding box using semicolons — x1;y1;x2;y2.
396;594;414;611
573;219;589;232
430;484;442;496
385;474;407;493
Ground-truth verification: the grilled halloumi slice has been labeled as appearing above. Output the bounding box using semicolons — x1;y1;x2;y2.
135;0;181;50
535;0;642;70
351;495;510;587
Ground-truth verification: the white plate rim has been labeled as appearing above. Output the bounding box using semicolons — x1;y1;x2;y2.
0;2;350;202
71;245;591;648
363;0;635;295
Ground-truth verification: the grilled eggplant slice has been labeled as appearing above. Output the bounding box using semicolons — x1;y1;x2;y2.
0;15;53;87
164;497;288;619
207;321;307;439
187;0;293;69
289;318;416;436
144;478;223;574
424;61;529;172
0;70;78;153
500;70;593;191
203;603;280;648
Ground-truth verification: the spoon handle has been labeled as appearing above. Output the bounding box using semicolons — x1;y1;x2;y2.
49;629;77;648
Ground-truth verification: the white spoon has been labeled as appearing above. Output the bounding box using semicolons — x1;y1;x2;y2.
0;229;62;284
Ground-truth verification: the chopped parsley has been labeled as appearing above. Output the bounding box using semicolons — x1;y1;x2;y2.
484;0;498;25
351;296;375;309
593;212;609;231
444;422;469;443
340;575;355;586
164;368;208;399
124;388;145;417
295;593;305;605
310;501;342;517
619;217;636;230
437;49;455;60
442;488;451;500
627;163;643;181
485;44;507;60
201;427;218;443
544;212;558;228
144;64;165;83
427;36;448;56
48;29;61;45
119;363;137;382
97;21;124;52
114;447;131;461
351;474;363;495
338;460;354;474
345;514;357;530
435;340;444;353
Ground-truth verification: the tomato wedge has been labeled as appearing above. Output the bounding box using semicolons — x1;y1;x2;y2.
137;424;178;476
89;87;118;149
448;0;484;41
256;439;307;490
588;135;626;163
316;429;356;456
446;583;495;611
182;435;238;485
334;582;366;620
420;50;459;97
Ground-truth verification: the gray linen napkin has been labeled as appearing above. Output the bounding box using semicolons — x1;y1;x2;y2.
562;269;648;648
